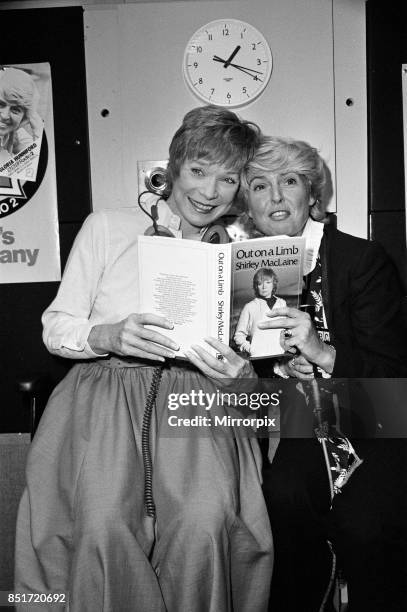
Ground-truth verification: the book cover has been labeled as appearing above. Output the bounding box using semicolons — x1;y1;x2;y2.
137;234;304;359
230;236;305;359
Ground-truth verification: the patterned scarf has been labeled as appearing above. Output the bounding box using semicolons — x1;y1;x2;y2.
304;254;363;497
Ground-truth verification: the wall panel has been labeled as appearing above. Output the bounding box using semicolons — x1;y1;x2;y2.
85;0;337;212
367;0;407;287
0;7;91;432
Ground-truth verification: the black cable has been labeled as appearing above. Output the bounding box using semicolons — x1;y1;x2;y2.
138;190;164;236
141;364;164;519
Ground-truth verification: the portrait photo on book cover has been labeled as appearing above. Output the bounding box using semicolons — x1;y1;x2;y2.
230;236;304;360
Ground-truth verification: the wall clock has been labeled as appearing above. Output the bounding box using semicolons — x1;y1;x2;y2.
183;19;273;108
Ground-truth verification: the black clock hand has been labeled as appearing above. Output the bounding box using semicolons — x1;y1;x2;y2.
223;46;241;68
224;62;263;80
213;56;264;78
213;55;264;74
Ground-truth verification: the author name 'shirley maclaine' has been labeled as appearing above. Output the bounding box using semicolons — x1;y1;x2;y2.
167;389;281;411
234;244;301;271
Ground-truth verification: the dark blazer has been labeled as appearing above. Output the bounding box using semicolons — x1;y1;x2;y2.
320;225;407;377
261;227;407;612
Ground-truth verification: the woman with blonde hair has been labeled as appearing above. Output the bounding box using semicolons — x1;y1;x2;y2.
243;134;407;611
0;67;42;162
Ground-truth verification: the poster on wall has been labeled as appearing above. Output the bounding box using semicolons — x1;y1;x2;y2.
0;62;60;284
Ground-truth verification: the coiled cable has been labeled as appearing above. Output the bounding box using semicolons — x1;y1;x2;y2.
141;365;164;519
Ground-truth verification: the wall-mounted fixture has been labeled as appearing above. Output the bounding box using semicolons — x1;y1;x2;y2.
137;160;168;197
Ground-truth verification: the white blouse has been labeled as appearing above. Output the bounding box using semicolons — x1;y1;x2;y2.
42;201;183;359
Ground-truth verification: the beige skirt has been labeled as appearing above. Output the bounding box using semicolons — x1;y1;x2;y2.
15;358;273;612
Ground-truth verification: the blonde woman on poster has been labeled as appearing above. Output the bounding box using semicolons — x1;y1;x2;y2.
0;67;42;167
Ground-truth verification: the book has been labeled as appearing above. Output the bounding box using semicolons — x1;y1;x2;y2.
137;234;305;359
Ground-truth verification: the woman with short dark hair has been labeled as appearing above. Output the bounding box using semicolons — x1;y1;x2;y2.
15;107;272;612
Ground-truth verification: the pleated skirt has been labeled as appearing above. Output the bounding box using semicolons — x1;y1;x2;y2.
15;357;273;612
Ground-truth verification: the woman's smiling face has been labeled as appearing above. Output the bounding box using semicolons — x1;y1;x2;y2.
0;93;25;138
167;159;240;233
248;171;315;237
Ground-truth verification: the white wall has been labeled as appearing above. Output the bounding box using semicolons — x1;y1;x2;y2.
85;0;334;207
0;0;367;236
83;0;367;236
332;0;367;237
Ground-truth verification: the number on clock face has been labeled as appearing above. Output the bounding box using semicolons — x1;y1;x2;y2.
183;19;272;108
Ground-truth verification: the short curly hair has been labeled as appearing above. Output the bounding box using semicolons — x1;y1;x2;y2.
166;105;261;192
242;135;327;220
0;67;37;119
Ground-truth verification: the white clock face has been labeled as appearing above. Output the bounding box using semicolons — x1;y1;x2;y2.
183;19;272;108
